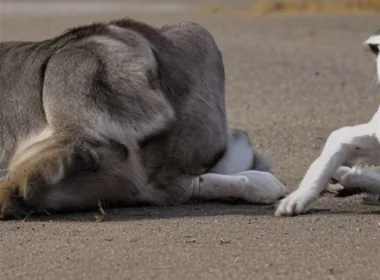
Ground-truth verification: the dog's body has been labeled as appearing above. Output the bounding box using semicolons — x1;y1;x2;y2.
275;30;380;216
0;19;286;219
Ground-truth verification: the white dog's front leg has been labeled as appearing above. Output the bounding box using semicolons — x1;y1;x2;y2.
275;123;378;216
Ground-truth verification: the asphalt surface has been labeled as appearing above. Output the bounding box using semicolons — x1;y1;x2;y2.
1;1;379;279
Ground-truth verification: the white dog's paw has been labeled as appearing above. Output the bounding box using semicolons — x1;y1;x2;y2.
274;189;319;216
332;166;362;188
332;166;380;198
332;166;353;184
237;171;287;204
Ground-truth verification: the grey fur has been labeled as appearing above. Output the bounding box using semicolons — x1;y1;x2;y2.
0;19;268;219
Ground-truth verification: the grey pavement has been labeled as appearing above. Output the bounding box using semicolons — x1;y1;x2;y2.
1;1;379;279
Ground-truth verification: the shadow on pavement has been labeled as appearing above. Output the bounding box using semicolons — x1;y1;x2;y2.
21;200;380;222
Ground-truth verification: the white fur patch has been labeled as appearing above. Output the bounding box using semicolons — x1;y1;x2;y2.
210;132;254;174
364;34;380;46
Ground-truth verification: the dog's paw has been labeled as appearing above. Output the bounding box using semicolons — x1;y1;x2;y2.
237;171;287;204
274;189;319;217
331;166;361;197
332;166;361;187
332;166;380;197
0;179;33;220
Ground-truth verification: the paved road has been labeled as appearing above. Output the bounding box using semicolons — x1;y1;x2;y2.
1;1;379;279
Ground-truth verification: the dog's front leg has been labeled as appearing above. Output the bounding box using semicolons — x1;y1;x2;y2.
192;171;287;204
275;121;378;216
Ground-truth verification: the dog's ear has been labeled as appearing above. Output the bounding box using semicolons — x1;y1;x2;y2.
364;30;380;56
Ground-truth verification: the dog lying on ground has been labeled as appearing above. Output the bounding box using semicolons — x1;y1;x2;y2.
0;18;286;219
275;30;380;216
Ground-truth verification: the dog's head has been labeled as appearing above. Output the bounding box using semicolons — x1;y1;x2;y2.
365;29;380;82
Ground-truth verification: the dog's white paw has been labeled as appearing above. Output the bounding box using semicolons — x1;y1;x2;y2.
274;188;319;216
332;166;362;187
332;166;353;183
332;166;380;198
237;171;287;204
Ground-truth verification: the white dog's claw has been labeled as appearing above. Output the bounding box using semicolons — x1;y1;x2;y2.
274;189;318;217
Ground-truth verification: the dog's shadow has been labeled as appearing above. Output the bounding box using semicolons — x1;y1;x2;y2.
21;200;279;222
21;198;380;222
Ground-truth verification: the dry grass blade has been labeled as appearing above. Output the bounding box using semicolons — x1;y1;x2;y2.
95;200;106;222
21;211;34;222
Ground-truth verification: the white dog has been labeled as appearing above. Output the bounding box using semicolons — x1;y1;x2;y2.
275;30;380;216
